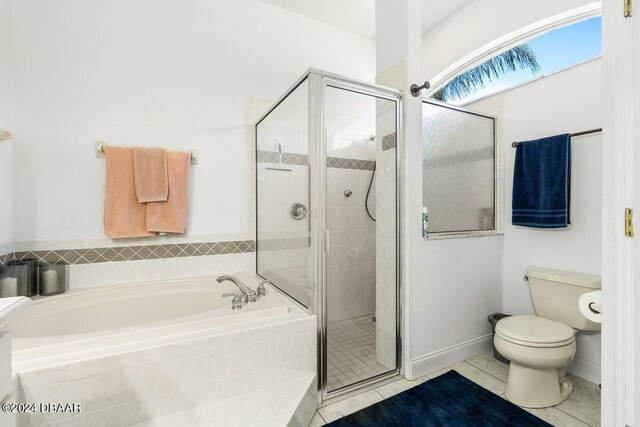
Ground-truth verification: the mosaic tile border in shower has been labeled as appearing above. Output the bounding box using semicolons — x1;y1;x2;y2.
381;132;397;151
257;150;375;171
12;240;256;266
257;237;310;251
257;150;309;166
326;157;375;170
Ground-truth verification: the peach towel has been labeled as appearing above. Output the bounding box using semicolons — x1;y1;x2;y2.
133;147;168;203
146;151;190;234
104;146;154;238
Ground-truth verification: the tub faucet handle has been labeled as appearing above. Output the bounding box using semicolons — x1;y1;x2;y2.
257;280;269;296
217;275;256;303
222;293;243;310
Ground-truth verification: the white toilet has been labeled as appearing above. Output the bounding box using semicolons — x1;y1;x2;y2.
494;266;601;408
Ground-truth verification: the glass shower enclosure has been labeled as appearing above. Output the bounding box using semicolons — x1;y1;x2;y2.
255;70;401;400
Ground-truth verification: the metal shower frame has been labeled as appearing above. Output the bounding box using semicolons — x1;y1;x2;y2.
255;69;404;403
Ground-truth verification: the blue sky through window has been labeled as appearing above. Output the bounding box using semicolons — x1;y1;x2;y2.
453;17;602;105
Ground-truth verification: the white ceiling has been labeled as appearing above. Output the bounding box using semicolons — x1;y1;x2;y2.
259;0;475;39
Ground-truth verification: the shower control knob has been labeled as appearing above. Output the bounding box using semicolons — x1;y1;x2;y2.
289;202;307;220
344;190;352;198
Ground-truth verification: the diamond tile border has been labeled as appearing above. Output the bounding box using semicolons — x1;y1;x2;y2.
257;150;309;166
9;240;256;266
257;237;310;251
381;132;397;151
326;157;375;171
0;252;12;267
257;150;374;171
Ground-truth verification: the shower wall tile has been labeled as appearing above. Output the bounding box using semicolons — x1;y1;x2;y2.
326;168;377;323
256;88;309;156
325;109;376;160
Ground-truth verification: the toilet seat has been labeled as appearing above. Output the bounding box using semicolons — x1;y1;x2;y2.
496;315;575;348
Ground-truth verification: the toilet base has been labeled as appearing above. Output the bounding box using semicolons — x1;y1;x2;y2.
504;363;574;408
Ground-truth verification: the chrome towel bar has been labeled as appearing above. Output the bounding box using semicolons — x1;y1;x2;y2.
95;141;199;165
511;128;602;148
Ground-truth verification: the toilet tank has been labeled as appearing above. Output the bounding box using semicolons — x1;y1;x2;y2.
526;266;601;331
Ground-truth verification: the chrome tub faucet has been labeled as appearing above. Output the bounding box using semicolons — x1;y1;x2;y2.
216;275;257;303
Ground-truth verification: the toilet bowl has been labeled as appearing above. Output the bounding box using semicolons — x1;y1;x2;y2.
494;266;601;408
494;315;576;408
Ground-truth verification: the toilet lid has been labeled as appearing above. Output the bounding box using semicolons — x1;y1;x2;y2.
496;315;574;345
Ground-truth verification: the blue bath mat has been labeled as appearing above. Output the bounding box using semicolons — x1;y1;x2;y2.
326;370;551;427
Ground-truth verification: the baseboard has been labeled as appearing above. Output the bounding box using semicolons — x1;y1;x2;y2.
568;358;601;385
408;334;493;380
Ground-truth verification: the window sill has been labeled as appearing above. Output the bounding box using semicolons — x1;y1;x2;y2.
423;230;504;241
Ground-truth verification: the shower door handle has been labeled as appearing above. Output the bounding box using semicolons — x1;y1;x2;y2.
324;229;330;253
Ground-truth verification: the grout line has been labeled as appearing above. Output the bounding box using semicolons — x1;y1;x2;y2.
464;360;508;384
372;388;386;400
553;406;596;427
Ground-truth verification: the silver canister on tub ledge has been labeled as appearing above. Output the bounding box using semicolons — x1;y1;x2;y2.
7;259;39;296
0;261;30;297
39;263;68;296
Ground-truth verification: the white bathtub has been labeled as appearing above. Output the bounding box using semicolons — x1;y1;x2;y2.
10;273;289;367
9;273;317;426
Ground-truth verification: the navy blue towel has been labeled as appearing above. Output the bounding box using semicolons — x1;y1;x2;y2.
512;134;571;228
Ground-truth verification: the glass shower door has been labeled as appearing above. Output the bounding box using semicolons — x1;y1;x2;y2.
256;79;312;308
323;83;398;393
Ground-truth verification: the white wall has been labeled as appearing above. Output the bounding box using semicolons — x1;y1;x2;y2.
407;235;504;378
0;0;13;254
10;0;375;246
421;0;596;80
468;58;603;383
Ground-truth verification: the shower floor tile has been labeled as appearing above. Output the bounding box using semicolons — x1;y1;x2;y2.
327;316;390;392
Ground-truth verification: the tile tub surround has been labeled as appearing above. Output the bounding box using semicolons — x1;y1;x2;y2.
11;303;318;426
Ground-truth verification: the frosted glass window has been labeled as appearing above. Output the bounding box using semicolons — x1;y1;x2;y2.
422;100;495;234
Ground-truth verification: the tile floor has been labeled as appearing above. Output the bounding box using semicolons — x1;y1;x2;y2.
326;316;389;392
312;352;601;426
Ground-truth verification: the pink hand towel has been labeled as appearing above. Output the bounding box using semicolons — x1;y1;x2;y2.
146;151;191;234
133;147;168;202
104;146;154;238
